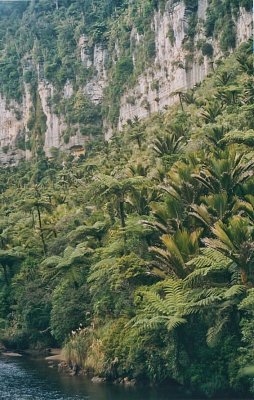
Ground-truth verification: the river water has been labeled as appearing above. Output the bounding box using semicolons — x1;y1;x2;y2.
0;355;192;400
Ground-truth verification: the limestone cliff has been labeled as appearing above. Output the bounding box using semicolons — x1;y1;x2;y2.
118;1;252;128
0;0;252;164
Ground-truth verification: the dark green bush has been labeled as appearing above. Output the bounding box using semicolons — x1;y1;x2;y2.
201;43;214;57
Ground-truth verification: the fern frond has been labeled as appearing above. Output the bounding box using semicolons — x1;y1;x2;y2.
41;256;62;267
223;285;245;299
201;248;231;266
191;288;222;308
206;316;229;347
184;266;224;287
144;291;169;315
87;258;116;283
166;316;187;331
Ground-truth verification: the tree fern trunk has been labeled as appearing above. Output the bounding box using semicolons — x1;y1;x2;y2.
36;205;47;255
119;200;126;228
2;264;9;285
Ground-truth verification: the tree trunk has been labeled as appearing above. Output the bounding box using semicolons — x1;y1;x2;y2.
31;211;35;229
36;205;47;255
178;94;184;112
119;200;126;228
240;268;248;286
2;264;9;285
173;330;180;379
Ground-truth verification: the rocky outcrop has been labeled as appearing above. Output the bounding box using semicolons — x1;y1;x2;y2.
117;2;252;129
0;39;108;162
0;0;252;163
236;7;253;44
38;82;62;153
80;37;108;104
0;96;27;165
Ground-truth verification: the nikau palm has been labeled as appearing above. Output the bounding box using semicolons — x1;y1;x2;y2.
203;216;254;286
150;229;202;278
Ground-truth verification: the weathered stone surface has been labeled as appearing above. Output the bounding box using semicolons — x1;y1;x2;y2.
91;376;106;383
117;2;252;130
0;1;252;162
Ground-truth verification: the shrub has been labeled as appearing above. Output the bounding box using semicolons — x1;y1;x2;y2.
201;43;214;57
220;20;236;51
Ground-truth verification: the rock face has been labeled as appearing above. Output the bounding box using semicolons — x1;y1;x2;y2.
0;41;108;162
236;6;253;44
38;82;62;152
81;37;108;104
38;81;89;156
118;2;252;129
0;94;28;165
0;0;252;163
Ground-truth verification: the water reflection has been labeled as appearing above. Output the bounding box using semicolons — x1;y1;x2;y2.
0;356;189;400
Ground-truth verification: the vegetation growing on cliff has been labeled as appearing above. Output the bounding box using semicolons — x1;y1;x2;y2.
0;39;253;397
0;0;252;133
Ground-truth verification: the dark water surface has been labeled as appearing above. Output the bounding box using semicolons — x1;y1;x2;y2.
0;356;191;400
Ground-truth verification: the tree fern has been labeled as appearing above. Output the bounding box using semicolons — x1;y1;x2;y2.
131;279;189;333
185;248;231;287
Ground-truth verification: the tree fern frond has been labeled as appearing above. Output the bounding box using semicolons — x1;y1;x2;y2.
144;291;170;315
87;258;117;283
41;256;62;268
166;316;187;331
206;316;229;348
223;285;245;299
191;288;222;308
132;316;165;332
202;248;231;265
184;266;224;287
192;295;221;308
187;255;213;269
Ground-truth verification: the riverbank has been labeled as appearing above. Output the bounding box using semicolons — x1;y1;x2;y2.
0;345;66;365
1;348;252;400
1;355;184;400
0;346;170;390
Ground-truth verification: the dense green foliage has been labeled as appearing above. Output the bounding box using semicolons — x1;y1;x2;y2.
0;38;253;397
